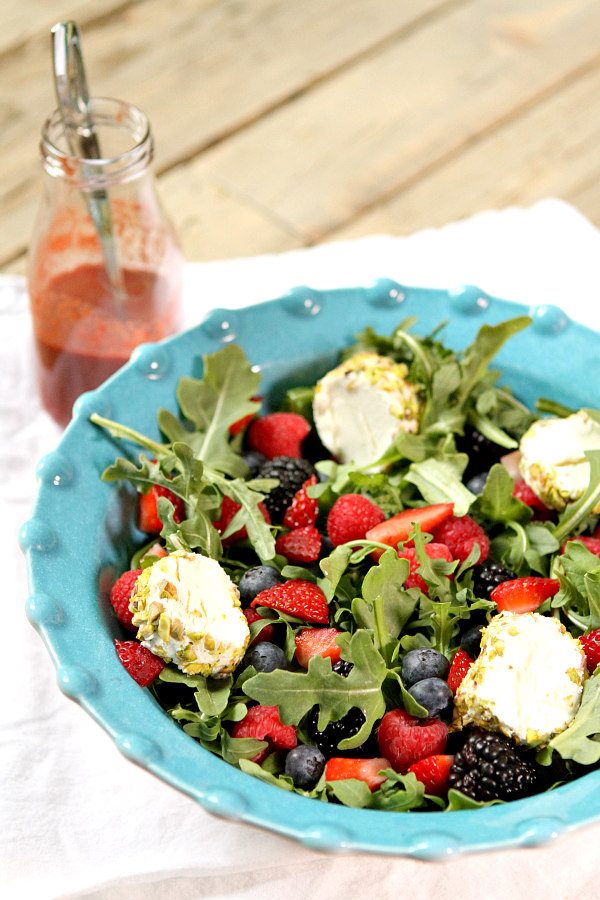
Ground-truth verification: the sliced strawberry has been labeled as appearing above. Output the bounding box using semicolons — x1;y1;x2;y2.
229;395;262;436
247;412;311;459
580;629;600;673
213;496;271;546
251;580;329;624
325;757;390;792
490;576;560;613
327;494;385;546
242;608;275;646
398;543;453;593
408;754;454;796
114;639;165;687
295;628;343;668
561;536;600;557
283;476;319;529
138;486;185;534
366;503;454;560
109;569;142;632
447;648;474;693
432;515;490;564
231;704;297;763
275;526;321;563
377;709;447;774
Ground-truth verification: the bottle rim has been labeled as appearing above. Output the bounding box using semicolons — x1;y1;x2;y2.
40;97;153;188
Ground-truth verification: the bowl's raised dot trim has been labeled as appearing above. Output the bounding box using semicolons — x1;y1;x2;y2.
36;451;75;488
18;519;58;553
517;815;566;846
300;823;353;851
408;831;461;860
282;286;324;317
26;592;65;627
73;391;112;420
449;285;490;315
117;733;163;763
530;304;570;335
202;787;249;818
201;309;239;342
368;278;407;307
57;665;99;699
130;343;171;380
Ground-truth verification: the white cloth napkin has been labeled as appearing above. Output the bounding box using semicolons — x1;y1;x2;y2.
4;199;600;900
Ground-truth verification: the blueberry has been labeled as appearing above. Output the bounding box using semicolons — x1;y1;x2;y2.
244;641;287;673
238;565;283;605
243;450;267;478
401;648;450;687
466;472;488;495
408;677;453;719
284;744;326;790
460;624;485;658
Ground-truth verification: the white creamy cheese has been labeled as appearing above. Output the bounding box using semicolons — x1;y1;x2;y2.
313;351;421;467
519;410;600;511
130;550;249;677
454;611;586;746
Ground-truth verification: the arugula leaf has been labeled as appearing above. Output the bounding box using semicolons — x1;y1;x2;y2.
553;450;600;543
456;317;532;406
404;457;475;517
352;550;416;661
327;778;373;808
477;464;531;525
553;541;600;630
446;789;501;811
238;758;295;791
242;630;387;749
549;673;600;764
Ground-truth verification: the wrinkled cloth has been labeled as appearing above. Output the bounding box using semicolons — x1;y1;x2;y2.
3;199;600;900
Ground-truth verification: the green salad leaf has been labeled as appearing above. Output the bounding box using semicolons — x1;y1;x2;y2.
549;672;600;764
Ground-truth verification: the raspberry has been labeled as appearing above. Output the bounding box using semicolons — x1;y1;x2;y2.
580;629;600;673
212;495;270;546
408;754;454;796
283;476;319;529
447;648;474;693
433;515;490;564
247;413;310;459
326;494;385;546
562;536;600;557
275;526;321;563
114;639;165;687
377;708;447;773
109;569;142;632
512;479;550;512
399;543;453;593
231;705;297;763
251;580;329;624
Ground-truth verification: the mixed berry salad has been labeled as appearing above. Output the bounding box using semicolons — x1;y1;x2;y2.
92;314;600;812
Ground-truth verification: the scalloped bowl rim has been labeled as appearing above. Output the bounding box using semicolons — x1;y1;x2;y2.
20;279;600;858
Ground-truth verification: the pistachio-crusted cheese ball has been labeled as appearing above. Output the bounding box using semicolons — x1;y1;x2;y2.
519;410;600;512
313;352;421;466
454;612;586;747
130;550;250;677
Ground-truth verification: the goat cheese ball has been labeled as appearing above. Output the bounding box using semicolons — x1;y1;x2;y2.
454;611;586;747
130;550;249;677
519;410;600;512
313;351;421;466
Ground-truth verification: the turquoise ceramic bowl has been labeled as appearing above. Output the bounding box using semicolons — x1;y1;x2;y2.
21;281;600;857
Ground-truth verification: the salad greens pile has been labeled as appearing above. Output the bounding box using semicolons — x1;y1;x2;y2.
92;314;600;811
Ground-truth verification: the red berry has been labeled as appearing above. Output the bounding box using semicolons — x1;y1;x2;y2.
283;476;319;529
109;569;142;632
114;639;165;687
275;526;321;563
242;608;275;646
138;486;185;533
433;515;490;564
562;536;600;557
579;630;600;673
512;479;549;511
251;580;329;624
247;412;310;459
490;576;560;614
408;754;454;796
294;627;343;668
447;648;474;693
325;757;390;791
229;395;262;436
231;705;297;763
213;496;270;546
366;503;454;560
326;494;386;546
398;543;453;593
377;709;447;773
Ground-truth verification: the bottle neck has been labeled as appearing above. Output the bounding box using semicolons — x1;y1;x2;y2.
41;97;153;189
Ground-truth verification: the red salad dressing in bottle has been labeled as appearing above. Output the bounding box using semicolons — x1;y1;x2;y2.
28;98;183;426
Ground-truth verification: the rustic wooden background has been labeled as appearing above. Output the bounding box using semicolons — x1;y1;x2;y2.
4;0;600;275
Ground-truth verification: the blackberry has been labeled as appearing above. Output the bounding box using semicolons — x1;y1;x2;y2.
456;427;506;481
306;706;366;759
472;561;516;600
448;731;539;802
243;450;267;478
332;659;353;677
257;456;315;523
